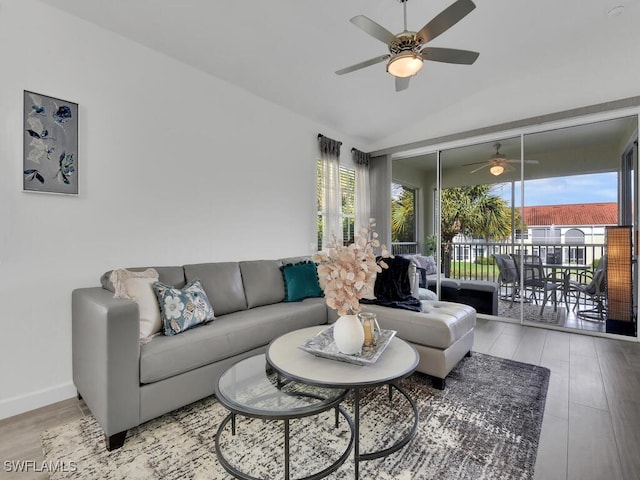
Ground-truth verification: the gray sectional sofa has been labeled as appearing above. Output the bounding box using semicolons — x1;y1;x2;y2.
72;257;476;451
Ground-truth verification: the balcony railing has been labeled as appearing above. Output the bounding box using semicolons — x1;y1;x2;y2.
392;241;606;282
392;242;420;256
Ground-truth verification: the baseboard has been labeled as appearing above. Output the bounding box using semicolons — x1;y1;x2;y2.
0;382;76;421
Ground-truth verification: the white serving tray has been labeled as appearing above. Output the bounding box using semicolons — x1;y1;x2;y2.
298;326;396;366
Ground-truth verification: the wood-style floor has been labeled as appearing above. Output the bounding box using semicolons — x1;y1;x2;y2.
474;318;640;480
1;318;639;480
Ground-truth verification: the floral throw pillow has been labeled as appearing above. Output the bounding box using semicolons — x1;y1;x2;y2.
152;278;215;336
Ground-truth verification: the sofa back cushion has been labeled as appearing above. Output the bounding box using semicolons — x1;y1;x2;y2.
239;260;285;308
184;262;247;316
101;266;185;292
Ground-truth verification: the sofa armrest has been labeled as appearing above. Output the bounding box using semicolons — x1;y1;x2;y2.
72;287;141;437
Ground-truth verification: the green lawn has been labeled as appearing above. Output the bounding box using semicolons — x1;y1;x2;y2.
449;262;499;281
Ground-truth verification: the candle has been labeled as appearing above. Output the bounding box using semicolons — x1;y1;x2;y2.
363;321;373;346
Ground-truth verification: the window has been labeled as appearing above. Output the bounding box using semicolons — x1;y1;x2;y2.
340;167;356;244
391;182;417;254
532;227;560;244
565;228;585;244
317;161;356;248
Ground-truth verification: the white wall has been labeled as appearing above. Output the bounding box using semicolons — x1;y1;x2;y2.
0;0;359;419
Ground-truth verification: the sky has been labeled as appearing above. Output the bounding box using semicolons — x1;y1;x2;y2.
493;172;618;207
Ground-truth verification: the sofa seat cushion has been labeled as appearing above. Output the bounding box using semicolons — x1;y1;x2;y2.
360;300;476;350
139;298;328;384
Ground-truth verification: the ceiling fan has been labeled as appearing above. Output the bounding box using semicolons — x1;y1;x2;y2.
467;143;539;176
335;0;480;92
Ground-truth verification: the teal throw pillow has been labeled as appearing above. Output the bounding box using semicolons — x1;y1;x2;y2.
153;278;215;336
280;262;323;302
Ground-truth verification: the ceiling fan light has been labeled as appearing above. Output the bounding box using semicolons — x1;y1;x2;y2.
490;164;505;176
387;52;423;78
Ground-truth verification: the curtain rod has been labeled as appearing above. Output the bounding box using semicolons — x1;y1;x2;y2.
319;133;359;152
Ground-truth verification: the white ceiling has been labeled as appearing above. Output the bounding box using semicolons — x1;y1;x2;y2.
393;115;637;186
38;0;640;151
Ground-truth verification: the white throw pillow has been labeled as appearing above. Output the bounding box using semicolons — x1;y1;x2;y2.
124;276;162;342
110;268;159;298
419;287;438;301
362;279;376;300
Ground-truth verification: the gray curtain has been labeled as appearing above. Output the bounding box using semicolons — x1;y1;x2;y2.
352;148;371;232
352;148;370;167
319;134;342;157
318;134;343;247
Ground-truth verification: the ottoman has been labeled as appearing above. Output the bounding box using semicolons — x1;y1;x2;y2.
458;280;499;316
359;300;476;389
427;278;499;315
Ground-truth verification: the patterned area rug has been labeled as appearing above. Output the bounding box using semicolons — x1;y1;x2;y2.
498;298;566;325
42;353;550;480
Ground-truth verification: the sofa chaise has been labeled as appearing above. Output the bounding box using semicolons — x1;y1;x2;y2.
72;257;476;450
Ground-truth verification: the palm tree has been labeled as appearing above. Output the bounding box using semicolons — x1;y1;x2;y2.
391;186;415;243
441;185;511;277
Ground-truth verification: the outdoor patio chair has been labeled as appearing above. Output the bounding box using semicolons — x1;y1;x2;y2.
565;255;607;322
494;254;519;307
511;254;563;315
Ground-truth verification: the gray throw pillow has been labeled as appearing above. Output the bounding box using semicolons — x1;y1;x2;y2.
423;255;437;275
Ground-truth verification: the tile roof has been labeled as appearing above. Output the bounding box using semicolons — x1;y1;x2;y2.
522;202;618;227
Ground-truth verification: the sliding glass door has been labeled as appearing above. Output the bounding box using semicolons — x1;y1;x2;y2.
390;113;638;338
521;116;637;336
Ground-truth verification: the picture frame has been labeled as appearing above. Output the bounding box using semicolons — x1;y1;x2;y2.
23;90;78;195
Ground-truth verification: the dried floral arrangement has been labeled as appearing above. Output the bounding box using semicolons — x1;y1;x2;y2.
312;219;391;316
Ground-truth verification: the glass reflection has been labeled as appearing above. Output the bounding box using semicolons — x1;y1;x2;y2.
391;114;638;338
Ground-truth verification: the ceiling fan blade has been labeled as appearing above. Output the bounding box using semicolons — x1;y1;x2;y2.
470;163;490;174
421;47;479;65
415;0;476;45
335;55;390;75
504;159;540;164
350;15;397;45
395;76;410;92
463;160;489;167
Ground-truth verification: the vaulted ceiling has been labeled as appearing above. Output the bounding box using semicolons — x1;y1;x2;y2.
38;0;640;151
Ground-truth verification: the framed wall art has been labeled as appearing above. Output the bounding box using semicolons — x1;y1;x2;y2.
23;90;78;195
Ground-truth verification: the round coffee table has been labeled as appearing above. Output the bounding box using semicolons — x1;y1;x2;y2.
266;326;419;480
214;354;355;480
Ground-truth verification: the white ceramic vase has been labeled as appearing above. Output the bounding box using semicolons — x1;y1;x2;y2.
333;314;365;355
